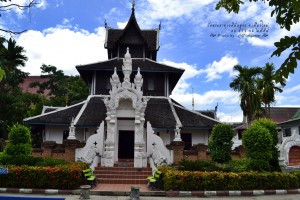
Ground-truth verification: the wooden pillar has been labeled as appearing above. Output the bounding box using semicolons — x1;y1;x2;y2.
170;141;185;165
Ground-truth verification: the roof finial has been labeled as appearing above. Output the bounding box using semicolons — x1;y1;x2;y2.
159;21;161;30
104;19;107;28
132;0;135;11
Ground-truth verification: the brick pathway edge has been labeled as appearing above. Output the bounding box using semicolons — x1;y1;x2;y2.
1;188;300;197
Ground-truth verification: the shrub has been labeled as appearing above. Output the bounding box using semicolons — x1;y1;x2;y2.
0;154;68;166
253;118;280;171
3;124;32;157
161;167;300;191
4;143;32;156
0;162;88;189
226;158;251;172
8;124;31;145
242;123;273;171
178;160;225;172
208;124;234;163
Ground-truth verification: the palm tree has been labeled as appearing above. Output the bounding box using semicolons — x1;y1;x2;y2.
0;37;28;89
257;63;286;118
3;38;28;69
230;65;261;124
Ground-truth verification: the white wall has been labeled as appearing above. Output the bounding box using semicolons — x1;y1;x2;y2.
181;128;210;145
44;125;97;144
45;125;67;144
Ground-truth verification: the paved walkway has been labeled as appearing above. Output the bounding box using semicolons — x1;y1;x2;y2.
1;193;300;200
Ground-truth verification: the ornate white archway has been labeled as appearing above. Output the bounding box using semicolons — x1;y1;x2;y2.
101;48;148;167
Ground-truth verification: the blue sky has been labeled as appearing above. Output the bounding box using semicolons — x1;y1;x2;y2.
2;0;300;122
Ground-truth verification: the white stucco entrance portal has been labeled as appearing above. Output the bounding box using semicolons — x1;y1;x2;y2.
101;48;148;168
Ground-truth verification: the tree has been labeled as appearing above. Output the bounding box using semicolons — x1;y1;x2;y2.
216;0;300;82
0;0;38;34
0;37;28;92
0;67;4;81
230;65;261;123
257;63;286;117
208;123;234;163
242;123;273;171
253;118;280;171
3;123;32;156
30;64;89;106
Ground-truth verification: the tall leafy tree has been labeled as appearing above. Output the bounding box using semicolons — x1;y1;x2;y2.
0;37;28;91
30;64;89;106
208;123;234;163
257;63;286;117
216;0;300;82
230;65;261;123
0;37;44;140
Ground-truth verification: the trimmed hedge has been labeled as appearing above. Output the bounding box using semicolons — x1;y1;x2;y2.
160;166;300;191
0;154;68;166
0;162;88;189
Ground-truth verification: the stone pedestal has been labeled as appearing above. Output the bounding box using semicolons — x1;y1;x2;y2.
64;140;80;162
235;145;245;158
170;141;185;165
42;141;56;158
196;144;208;160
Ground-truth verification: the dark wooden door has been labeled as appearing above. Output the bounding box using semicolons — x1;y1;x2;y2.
289;146;300;166
118;131;134;159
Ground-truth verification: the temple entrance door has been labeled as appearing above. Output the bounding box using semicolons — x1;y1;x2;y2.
118;130;134;159
289;146;300;166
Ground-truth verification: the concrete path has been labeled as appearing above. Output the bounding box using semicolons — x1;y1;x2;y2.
1;193;300;200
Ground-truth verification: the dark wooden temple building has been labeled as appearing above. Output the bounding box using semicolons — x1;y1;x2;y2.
24;4;219;171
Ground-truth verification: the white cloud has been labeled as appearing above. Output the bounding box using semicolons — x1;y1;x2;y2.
144;0;214;20
17;26;106;75
217;110;243;123
200;55;239;82
161;60;201;95
0;0;47;16
171;89;243;123
275;84;300;106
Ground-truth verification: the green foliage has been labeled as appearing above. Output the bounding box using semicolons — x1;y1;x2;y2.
215;0;300;82
0;154;68;166
257;63;286;117
178;160;225;172
161;167;300;191
30;64;89;106
35;157;69;167
242;123;273;171
8;123;31;144
208;124;234;163
4;143;32;156
230;65;261;123
0;162;88;189
252;118;280;171
2;124;32;157
226;158;251;172
0;67;4;81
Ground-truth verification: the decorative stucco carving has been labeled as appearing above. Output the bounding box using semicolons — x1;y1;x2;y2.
102;47;148;167
75;121;105;168
279;129;300;166
67;117;76;140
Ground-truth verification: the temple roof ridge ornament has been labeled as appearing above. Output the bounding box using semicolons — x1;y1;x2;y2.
122;47;133;88
132;0;135;11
